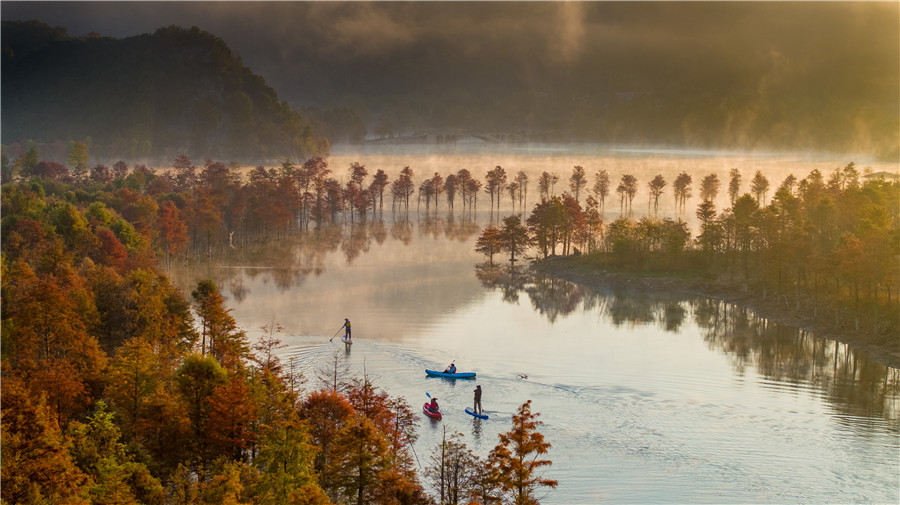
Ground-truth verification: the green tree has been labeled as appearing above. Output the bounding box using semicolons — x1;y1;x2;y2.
499;215;530;263
620;174;638;215
728;168;741;207
254;414;324;504
537;171;553;201
526;197;567;258
592;169;610;213
695;199;722;262
174;353;228;446
67;401;165;505
426;430;482;505
485;166;508;211
700;173;721;202
20;144;40;178
105;337;160;429
68;141;90;183
515;170;529;211
647;174;667;216
732;194;759;279
751;170;770;206
673;171;692;214
192;279;249;369
325;415;391;505
569;165;587;203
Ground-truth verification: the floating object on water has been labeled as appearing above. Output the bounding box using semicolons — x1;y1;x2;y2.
465;407;488;419
425;369;476;379
423;403;442;419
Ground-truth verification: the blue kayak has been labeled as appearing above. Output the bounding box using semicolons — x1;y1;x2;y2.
425;369;476;379
465;407;489;419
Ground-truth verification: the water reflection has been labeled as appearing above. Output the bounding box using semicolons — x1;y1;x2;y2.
173;213;484;302
479;267;899;428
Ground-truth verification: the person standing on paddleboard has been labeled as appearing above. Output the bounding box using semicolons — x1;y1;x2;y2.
343;318;351;342
473;385;483;414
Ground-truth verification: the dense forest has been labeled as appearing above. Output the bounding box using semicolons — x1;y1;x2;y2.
1;21;331;163
0;153;562;503
1;135;897;502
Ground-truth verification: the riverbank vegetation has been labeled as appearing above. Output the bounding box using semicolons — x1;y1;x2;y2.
2;146;895;501
0;154;561;504
475;163;900;366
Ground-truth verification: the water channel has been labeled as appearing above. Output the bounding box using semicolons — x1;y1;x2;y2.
169;147;899;504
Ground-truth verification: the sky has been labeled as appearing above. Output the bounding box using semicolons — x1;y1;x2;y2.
3;1;898;152
4;1;897;107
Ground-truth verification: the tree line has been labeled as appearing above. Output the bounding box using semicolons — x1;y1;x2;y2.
4;143;897;342
2;147;528;265
475;163;899;338
1;168;558;504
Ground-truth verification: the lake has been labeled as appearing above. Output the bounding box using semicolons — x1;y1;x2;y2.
169;147;899;504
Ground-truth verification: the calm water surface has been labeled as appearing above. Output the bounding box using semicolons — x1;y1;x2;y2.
171;149;899;504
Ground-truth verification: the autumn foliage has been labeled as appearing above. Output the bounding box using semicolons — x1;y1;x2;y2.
0;153;565;504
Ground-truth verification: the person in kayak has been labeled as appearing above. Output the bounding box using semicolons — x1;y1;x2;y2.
473;385;482;414
342;318;351;342
443;362;456;374
428;397;439;413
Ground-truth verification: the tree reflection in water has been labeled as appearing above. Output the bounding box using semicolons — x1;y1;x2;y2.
475;265;899;428
172;213;483;302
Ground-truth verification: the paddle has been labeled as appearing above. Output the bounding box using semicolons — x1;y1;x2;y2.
329;325;343;342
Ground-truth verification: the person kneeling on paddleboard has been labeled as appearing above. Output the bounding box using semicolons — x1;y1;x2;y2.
473;385;482;414
429;397;439;413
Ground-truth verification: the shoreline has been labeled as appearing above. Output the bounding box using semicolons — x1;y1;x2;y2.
533;256;900;370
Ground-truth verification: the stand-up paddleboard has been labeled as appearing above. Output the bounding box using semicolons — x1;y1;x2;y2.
465;407;488;419
425;369;475;379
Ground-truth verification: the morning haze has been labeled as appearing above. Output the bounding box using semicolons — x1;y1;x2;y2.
1;2;898;505
3;1;898;154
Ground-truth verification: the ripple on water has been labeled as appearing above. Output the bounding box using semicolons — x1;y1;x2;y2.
272;321;899;504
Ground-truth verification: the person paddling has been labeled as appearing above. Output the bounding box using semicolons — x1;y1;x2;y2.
342;318;351;342
428;397;439;413
473;385;483;414
443;362;456;374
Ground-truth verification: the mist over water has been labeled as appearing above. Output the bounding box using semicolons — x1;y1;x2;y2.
169;147;898;503
324;143;897;230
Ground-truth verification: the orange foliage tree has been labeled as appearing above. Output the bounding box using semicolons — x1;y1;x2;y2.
206;374;259;461
486;400;557;505
1;377;91;505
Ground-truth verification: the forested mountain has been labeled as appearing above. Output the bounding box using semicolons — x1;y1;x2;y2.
2;21;327;163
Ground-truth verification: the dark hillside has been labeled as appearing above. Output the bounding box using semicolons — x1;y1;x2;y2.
2;21;326;163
